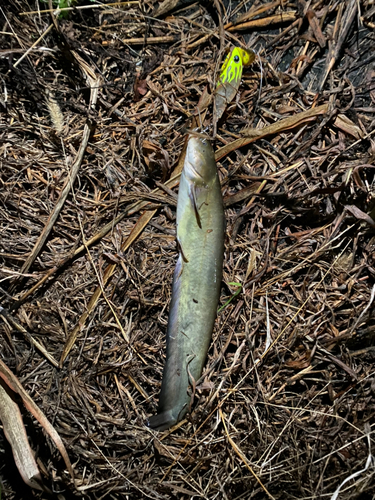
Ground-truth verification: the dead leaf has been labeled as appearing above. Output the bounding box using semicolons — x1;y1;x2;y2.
152;0;179;17
334;114;364;140
0;359;74;481
286;352;311;369
306;9;326;48
215;104;328;161
276;105;299;114
227;11;297;31
289;54;312;70
345;205;375;227
225;0;287;29
223;183;263;207
134;77;148;100
0;380;44;491
196;381;215;391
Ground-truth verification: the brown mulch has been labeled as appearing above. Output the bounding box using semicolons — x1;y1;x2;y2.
1;0;375;498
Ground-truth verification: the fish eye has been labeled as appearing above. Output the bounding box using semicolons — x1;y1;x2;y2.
233;55;240;63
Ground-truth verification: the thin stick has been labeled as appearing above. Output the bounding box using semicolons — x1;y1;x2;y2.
0;308;59;367
20;1;138;16
13;24;53;68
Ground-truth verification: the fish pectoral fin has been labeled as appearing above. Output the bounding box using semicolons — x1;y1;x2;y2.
186;358;197;412
189;184;202;229
177;237;189;263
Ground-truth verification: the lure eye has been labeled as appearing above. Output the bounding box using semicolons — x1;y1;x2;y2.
233;55;240;63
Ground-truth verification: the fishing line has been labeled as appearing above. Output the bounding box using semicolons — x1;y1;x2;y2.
252;49;264;117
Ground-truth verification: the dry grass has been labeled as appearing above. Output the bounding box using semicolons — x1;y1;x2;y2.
1;0;375;498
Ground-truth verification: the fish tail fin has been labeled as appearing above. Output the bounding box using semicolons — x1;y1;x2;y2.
148;410;177;431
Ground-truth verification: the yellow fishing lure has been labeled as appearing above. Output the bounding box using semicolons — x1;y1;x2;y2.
218;47;256;86
215;47;256;120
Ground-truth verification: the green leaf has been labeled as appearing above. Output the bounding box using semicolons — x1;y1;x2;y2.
39;0;76;18
218;282;242;312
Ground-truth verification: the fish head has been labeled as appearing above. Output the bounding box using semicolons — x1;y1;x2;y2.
184;137;216;186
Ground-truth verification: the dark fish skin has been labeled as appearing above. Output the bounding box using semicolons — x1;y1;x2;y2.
148;137;225;431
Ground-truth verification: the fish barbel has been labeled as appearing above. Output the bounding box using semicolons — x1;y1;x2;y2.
148;136;225;431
